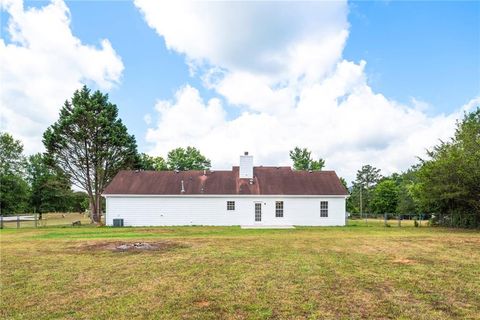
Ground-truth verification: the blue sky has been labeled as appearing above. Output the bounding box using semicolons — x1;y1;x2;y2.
344;1;479;114
54;0;480;150
1;1;479;181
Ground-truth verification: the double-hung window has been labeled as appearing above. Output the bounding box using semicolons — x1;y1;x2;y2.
320;201;328;217
275;201;284;217
227;201;235;211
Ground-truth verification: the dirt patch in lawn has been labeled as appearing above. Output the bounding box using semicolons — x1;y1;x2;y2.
76;241;187;253
194;300;211;308
392;257;416;265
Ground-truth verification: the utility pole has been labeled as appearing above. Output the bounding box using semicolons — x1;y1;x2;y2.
360;184;368;225
359;185;363;223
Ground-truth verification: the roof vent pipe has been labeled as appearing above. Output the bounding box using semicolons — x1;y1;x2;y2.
181;180;185;193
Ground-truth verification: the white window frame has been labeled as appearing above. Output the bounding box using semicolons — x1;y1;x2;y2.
227;201;235;211
320;201;328;217
275;201;284;218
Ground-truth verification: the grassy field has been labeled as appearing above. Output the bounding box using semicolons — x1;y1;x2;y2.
1;222;479;319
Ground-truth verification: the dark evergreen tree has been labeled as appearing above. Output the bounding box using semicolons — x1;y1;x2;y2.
43;86;138;223
68;191;89;213
352;164;382;214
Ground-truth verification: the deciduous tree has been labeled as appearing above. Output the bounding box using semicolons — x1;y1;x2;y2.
371;179;398;215
416;108;480;227
137;153;168;171
289;147;325;171
0;133;30;215
0;132;26;175
167;147;211;171
26;153;72;214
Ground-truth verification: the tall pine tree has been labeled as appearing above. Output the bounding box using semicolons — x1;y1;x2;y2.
43;86;138;223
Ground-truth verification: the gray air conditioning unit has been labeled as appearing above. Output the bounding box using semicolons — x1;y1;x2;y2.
113;218;124;227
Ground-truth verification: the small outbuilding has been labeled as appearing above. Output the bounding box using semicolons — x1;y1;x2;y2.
103;153;348;227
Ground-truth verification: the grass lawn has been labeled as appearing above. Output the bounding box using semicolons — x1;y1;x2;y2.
1;221;479;319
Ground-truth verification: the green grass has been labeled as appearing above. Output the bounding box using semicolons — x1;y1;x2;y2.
1;221;479;319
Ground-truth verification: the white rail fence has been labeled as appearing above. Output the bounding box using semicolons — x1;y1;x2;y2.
0;214;38;229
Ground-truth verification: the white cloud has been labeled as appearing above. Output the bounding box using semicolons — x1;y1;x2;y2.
146;84;226;151
136;1;477;182
146;61;473;182
209;71;296;114
0;0;124;154
134;1;348;82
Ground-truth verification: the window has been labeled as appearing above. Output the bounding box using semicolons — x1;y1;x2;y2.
227;201;235;211
320;201;328;217
275;201;284;217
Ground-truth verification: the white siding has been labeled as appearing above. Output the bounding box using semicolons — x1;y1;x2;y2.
105;196;346;227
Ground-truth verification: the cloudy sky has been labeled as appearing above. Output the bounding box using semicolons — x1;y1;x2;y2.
1;0;479;182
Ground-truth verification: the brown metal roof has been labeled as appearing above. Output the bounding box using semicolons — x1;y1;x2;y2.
103;167;348;196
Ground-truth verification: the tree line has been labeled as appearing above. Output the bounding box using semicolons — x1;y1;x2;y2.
0;133;89;217
346;109;479;228
0;87;213;222
1;86;478;228
0;128;212;220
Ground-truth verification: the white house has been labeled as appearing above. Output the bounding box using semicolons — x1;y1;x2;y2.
103;153;348;227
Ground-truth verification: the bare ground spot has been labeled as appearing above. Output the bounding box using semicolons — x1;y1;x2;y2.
75;241;187;253
194;300;211;308
392;258;416;265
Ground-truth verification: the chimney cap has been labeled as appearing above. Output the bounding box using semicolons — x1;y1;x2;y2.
244;151;249;155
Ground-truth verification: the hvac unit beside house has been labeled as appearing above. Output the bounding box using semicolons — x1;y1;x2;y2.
112;218;124;227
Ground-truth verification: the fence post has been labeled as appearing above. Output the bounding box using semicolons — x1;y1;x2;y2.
398;215;401;227
0;215;3;229
17;215;20;229
34;213;38;228
384;213;387;227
